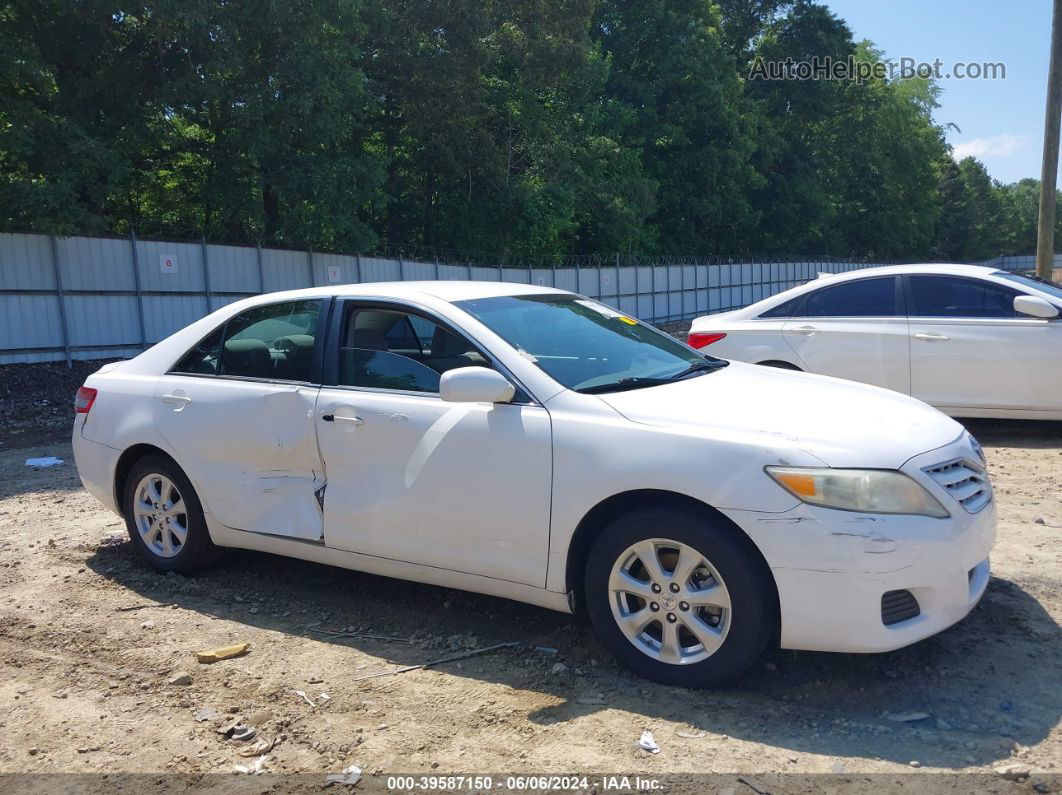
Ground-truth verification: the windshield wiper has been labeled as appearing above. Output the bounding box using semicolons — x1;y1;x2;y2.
665;359;729;381
576;377;672;394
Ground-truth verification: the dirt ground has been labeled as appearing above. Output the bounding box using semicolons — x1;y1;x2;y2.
0;418;1059;791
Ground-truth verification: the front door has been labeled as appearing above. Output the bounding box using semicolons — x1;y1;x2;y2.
906;274;1062;412
314;301;552;587
154;298;326;539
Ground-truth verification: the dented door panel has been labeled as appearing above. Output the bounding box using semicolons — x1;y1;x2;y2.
153;376;325;539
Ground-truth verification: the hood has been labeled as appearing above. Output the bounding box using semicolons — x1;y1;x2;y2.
595;361;964;469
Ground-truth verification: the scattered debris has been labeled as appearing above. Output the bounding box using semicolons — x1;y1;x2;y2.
637;729;660;754
194;707;218;723
534;646;559;655
737;776;770;794
140;620;156;630
350;641;519;682
116;603;173;612
575;692;606;706
326;763;363;786
234;755;269;775
909;760;922;768
231;724;257;742
196;642;249;664
294;690;317;707
167;671;192;686
995;763;1032;781
676;729;706;739
76;745;101;754
884;711;931;723
25;457;63;469
237;736;277;757
308;625;412;643
550;662;568;675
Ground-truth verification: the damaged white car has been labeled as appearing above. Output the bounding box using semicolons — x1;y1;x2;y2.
73;282;996;686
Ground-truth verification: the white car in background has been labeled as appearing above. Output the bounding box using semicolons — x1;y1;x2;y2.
688;264;1062;420
73;282;994;687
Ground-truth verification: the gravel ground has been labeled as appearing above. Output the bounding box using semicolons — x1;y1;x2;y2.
0;414;1059;791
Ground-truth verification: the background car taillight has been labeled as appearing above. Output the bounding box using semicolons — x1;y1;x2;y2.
74;386;97;414
688;332;726;349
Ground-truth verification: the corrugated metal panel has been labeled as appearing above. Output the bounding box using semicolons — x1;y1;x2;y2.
359;256;401;282
59;235;135;290
0;233;55;290
207;243;261;293
261;248;311;292
404;259;437;280
470;266;502;281
0;294;64;349
142;295;205;343
136;239;205;292
439;263;470;280
65;295;141;347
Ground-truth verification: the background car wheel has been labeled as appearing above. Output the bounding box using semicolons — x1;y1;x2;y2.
584;506;775;687
122;454;220;574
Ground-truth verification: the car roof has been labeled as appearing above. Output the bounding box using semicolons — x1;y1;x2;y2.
814;263;1001;282
237;280;571;305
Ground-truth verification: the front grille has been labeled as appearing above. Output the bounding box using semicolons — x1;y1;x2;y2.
923;458;992;513
881;590;921;626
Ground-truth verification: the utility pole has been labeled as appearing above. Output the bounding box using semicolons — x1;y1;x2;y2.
1036;0;1062;280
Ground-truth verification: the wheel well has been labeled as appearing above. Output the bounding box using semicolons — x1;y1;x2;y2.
756;359;802;371
113;444;176;512
564;489;779;619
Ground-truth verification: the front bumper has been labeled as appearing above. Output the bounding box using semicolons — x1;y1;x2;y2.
725;436;997;653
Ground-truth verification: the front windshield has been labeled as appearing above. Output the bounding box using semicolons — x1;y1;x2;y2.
455;295;726;392
993;271;1062;302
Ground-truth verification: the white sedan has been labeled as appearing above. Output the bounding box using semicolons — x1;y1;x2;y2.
688;263;1062;419
73;282;995;687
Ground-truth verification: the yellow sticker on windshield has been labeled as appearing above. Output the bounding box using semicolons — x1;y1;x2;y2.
618;316;637;325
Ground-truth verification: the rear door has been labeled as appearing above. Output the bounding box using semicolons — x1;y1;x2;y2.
905;274;1060;411
153;298;327;540
781;275;911;393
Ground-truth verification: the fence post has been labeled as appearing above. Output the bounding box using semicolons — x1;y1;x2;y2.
466;259;473;280
497;261;503;281
255;242;265;294
48;235;72;368
306;249;315;287
355;253;362;284
615;252;621;308
128;231;148;352
551;260;557;288
201;236;212;314
434;256;440;280
399;253;405;281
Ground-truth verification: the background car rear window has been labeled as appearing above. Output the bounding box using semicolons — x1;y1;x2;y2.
908;275;1019;318
802;277;897;317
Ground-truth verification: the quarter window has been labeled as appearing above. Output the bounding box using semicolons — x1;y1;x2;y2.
802;277;897;317
338;307;488;393
908;276;1019;318
758;295;805;318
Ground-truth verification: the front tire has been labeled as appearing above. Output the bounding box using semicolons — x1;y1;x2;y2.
584;506;774;687
122;454;219;574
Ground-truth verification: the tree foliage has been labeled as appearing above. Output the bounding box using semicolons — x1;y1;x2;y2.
0;0;1047;260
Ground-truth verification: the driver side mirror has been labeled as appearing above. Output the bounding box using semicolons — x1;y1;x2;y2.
1014;294;1060;319
439;366;516;404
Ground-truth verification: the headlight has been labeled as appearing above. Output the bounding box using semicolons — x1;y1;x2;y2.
765;467;950;518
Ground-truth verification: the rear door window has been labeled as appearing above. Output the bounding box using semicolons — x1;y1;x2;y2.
802;277;898;317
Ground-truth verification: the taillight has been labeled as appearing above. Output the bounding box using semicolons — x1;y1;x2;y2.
688;332;726;349
74;387;97;414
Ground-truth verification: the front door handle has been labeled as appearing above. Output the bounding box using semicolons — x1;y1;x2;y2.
161;394;192;406
321;413;364;425
790;325;817;336
913;332;950;342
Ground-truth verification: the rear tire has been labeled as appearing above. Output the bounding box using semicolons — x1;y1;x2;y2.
584;506;774;687
121;454;220;574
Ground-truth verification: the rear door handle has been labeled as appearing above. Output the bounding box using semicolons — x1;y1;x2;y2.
790;325;817;336
913;332;950;342
161;394;192;405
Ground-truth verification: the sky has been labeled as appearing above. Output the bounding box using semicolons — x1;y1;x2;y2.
824;0;1053;185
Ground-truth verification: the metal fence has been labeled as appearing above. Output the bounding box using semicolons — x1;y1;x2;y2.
0;231;893;365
